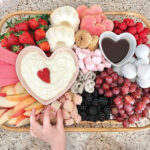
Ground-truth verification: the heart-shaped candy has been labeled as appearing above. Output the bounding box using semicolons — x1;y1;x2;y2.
16;46;79;105
99;31;136;67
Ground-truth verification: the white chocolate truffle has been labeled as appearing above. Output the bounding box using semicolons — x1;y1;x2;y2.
135;44;149;59
121;64;136;79
136;77;150;88
134;58;149;67
137;64;150;80
128;57;136;63
113;67;122;76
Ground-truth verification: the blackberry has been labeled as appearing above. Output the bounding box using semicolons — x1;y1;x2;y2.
103;106;111;114
83;99;92;106
105;113;110;120
92;98;99;106
99;96;108;106
92;89;99;98
87;106;97;116
79;111;86;120
77;105;87;111
97;105;102;112
99;112;106;121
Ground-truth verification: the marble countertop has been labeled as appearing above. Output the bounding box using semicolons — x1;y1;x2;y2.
0;0;150;150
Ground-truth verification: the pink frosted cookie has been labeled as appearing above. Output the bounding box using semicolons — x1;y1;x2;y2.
76;5;88;19
102;19;114;31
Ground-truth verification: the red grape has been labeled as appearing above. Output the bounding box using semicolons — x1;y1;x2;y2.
121;86;129;95
127;110;134;116
98;88;104;95
116;116;124;122
111;107;119;115
114;97;122;105
111;72;118;81
129;83;137;93
124;78;131;87
111;82;118;88
137;102;146;111
116;102;124;109
112;87;120;95
100;71;108;78
118;76;124;85
104;90;113;98
105;76;113;84
107;68;114;75
96;77;103;85
129;115;136;124
142;96;150;104
124;95;135;105
103;83;110;90
142;109;149;117
119;108;125;114
123;120;129;127
124;104;133;112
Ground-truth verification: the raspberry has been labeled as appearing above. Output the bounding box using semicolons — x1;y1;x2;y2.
143;37;148;44
119;22;127;30
123;18;135;26
137;38;143;45
134;34;139;40
136;22;144;33
139;30;147;39
113;20;120;28
143;28;149;34
127;27;136;34
114;28;122;35
146;44;150;47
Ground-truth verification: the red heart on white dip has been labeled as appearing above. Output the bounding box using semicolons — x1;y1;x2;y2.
16;46;79;105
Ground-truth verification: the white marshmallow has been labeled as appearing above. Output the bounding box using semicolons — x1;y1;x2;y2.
113;67;122;76
136;77;150;88
137;64;150;80
135;44;149;59
121;63;137;79
134;58;149;67
128;57;136;63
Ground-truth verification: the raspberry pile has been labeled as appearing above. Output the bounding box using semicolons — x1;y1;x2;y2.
113;18;149;46
77;89;111;122
95;68;150;127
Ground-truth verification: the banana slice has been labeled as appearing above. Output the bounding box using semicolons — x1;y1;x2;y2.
50;6;80;31
46;25;75;52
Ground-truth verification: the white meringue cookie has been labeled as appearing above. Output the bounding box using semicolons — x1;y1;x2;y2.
121;63;137;79
137;64;150;80
134;58;149;67
136;77;150;88
113;67;122;76
135;44;149;59
128;57;136;63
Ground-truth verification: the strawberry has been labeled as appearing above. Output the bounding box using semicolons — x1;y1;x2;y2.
38;18;48;26
8;27;16;32
15;22;29;32
1;37;10;49
29;18;39;29
12;45;24;54
37;39;50;51
35;28;45;41
18;31;35;45
7;33;20;46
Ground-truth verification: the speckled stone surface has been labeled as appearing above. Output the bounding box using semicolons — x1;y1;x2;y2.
0;0;150;150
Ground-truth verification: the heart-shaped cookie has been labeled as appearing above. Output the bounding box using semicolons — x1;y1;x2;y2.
99;31;137;67
16;46;79;105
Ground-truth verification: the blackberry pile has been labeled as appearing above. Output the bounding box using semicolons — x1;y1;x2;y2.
77;89;111;122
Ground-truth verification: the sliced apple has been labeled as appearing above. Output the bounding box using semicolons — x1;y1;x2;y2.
6;93;31;102
14;82;27;94
0;96;19;108
0;84;15;95
16;115;30;127
7;117;17;125
24;108;43;117
25;102;44;111
0;109;14;124
14;97;36;113
10;109;25;118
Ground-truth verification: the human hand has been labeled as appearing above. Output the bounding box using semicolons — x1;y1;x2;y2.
30;105;65;150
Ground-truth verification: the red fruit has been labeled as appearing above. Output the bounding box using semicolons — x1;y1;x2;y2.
119;22;127;30
118;76;124;85
105;76;113;84
95;84;100;88
142;96;150;104
116;103;123;109
144;88;149;93
143;37;148;44
8;34;19;46
114;97;122;105
142;109;149;117
132;89;142;99
0;93;7;97
121;86;129;95
100;71;108;78
114;28;122;34
111;107;119;115
1;37;10;49
112;87;120;95
9;27;16;32
124;95;135;105
135;114;142;121
135;107;142;114
38;41;50;51
98;88;104;95
102;83;110;90
110;82;118;88
127;27;136;34
137;102;146;111
15;22;29;32
139;30;147;39
119;108;125;115
120;113;127;118
37;67;50;83
127;110;134;116
29;18;39;29
137;38;143;45
113;20;120;28
123;120;129;127
123;18;135;26
124;78;131;87
136;22;144;33
129;83;137;93
116;116;124;122
111;72;118;81
96;77;103;85
104;90;113;98
146;44;150;47
38;18;48;26
19;31;35;44
107;68;114;75
134;34;139;40
124;104;133;112
12;45;24;54
35;28;46;41
129;115;136;124
46;51;51;57
143;27;149;34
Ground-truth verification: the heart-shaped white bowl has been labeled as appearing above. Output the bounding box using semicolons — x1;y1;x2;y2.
99;31;137;67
